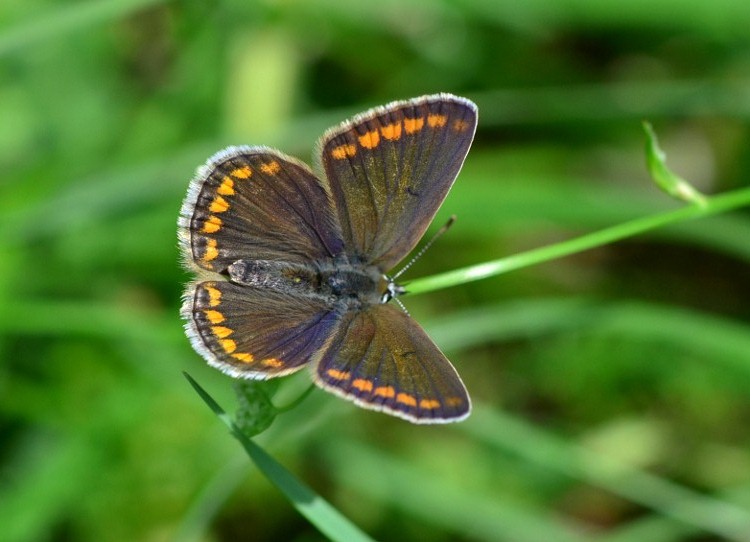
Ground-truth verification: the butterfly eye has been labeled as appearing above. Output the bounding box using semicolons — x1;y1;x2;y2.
381;279;405;303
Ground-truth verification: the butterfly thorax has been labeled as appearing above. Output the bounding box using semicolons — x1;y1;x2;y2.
227;259;389;309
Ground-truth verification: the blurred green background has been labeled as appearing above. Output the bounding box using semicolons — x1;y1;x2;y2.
2;1;750;541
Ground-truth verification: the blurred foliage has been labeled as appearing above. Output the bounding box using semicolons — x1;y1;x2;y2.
1;0;750;541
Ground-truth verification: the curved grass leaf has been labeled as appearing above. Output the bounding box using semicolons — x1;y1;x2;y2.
183;373;375;542
407;186;750;296
462;406;750;542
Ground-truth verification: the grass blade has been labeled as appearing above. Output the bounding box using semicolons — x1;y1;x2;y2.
407;186;750;296
462;406;750;541
0;0;165;57
183;373;375;542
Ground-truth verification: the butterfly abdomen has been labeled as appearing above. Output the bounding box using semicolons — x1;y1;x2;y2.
227;259;320;293
226;259;385;309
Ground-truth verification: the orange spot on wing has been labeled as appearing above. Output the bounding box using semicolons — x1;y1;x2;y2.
220;339;237;353
262;358;283;368
351;378;373;392
396;392;417;407
209;195;229;213
403;117;424;134
446;397;464;407
427;114;447;128
380;122;402;140
205;285;222;307
217;177;235;196
260;161;281;175
327;368;351;381
232;352;254;363
373;386;395;398
452;119;471;132
202;215;222;233
331;144;357;160
211;326;233;338
204;310;225;324
358;130;380;149
230;165;252;179
203;239;219;262
419;399;441;409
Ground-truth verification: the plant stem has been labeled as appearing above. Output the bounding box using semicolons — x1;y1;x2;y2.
406;186;750;296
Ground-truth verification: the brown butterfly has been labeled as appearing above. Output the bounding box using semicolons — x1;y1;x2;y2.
179;94;477;423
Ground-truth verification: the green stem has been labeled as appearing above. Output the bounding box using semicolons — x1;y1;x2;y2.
183;373;375;542
275;384;316;413
406;186;750;296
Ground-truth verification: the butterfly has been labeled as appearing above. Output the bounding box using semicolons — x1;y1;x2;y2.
179;93;477;423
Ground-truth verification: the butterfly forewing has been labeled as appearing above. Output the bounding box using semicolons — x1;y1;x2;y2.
179;146;344;273
319;94;477;271
314;304;471;423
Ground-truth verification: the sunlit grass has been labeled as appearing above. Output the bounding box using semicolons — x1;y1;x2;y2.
2;0;750;540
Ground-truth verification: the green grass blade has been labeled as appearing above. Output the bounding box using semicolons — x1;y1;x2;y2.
642;121;707;205
183;373;375;542
462;406;750;541
175;455;249;542
407;186;750;296
0;0;166;57
324;438;588;542
426;298;750;376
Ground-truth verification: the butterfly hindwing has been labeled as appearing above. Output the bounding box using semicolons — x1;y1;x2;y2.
183;280;340;378
319;93;477;271
179;146;344;273
313;303;471;423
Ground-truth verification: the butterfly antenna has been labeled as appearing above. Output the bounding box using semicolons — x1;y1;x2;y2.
393;296;410;315
392;215;456;280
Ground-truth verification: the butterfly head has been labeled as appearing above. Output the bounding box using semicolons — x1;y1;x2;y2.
381;276;406;304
